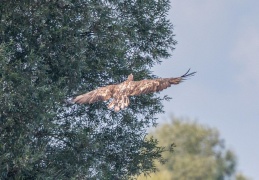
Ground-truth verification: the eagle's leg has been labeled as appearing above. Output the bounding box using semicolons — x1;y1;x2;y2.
108;100;115;109
108;96;129;112
125;96;130;107
114;99;120;112
108;99;121;112
120;96;129;110
116;96;123;111
114;105;120;112
120;96;125;109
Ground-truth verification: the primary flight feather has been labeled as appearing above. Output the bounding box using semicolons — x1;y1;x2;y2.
73;69;196;112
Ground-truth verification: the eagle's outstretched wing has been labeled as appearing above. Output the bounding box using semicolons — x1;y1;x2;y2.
73;85;116;104
128;69;196;96
72;69;196;111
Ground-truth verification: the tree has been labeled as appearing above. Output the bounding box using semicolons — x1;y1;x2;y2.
138;117;250;180
0;1;176;179
235;173;251;180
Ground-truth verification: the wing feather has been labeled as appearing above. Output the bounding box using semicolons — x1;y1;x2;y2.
73;85;115;104
128;79;171;96
72;69;196;106
128;69;196;96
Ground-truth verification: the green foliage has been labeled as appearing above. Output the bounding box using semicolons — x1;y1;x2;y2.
0;0;176;179
138;117;250;180
235;173;251;180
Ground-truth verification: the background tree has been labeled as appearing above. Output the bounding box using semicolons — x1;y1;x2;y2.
0;0;176;179
137;117;250;180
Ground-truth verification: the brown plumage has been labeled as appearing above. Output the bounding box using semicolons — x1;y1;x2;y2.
73;69;196;112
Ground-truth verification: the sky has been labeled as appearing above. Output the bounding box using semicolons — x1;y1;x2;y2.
152;0;259;179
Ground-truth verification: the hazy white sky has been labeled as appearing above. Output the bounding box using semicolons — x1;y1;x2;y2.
153;0;259;179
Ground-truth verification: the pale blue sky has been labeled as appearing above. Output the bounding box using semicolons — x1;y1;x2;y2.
153;0;259;179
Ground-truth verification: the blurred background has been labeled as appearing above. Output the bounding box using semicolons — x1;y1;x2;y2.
152;0;259;179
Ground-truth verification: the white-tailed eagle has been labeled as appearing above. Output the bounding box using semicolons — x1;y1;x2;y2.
73;69;196;112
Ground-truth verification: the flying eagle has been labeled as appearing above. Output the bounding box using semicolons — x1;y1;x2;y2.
73;69;196;112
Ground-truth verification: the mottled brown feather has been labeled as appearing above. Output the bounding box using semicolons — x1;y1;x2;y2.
127;77;183;96
73;85;116;104
72;70;196;111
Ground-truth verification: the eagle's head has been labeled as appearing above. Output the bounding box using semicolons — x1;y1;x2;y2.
127;73;134;81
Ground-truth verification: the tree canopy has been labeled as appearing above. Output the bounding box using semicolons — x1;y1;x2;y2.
137;117;250;180
0;0;176;179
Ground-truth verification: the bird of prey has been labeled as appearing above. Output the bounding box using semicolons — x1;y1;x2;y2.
73;69;196;112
